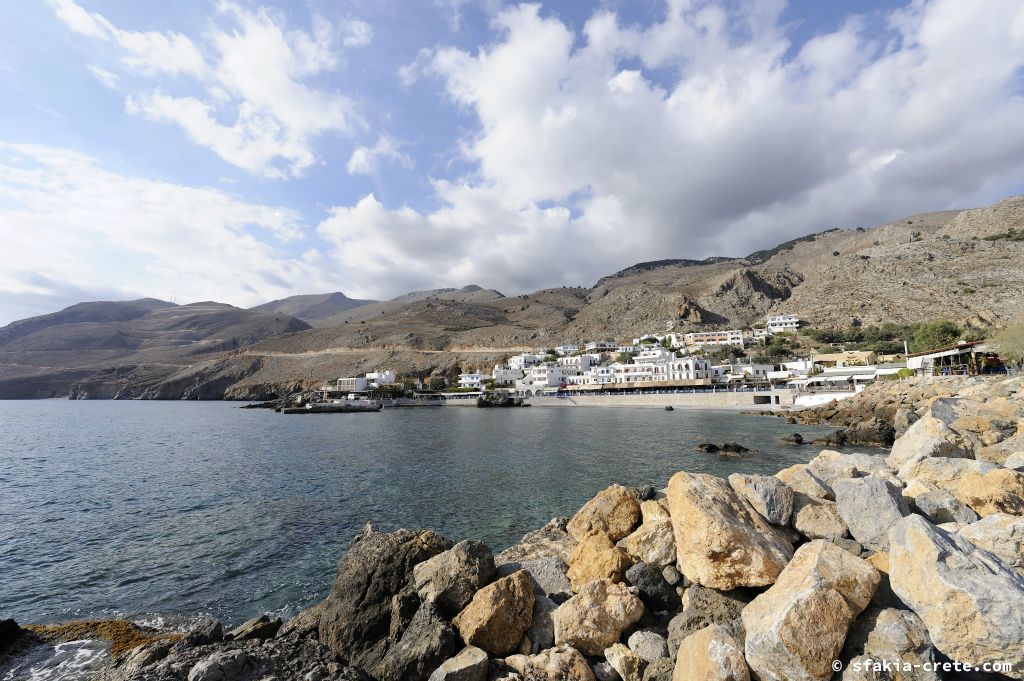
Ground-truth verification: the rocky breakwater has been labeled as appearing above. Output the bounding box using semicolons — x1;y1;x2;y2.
6;381;1024;681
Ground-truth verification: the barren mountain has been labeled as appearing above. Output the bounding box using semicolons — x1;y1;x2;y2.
3;195;1023;399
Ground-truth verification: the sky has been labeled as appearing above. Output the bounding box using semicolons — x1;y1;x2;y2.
1;0;1023;324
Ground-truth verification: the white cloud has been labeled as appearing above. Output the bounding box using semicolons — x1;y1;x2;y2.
87;65;119;89
346;134;414;175
51;1;368;178
0;141;338;323
316;0;1024;299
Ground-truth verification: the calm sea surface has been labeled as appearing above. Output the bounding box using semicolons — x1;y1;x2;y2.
0;401;841;628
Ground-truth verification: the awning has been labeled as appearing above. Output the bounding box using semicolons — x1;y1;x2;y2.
851;374;876;381
825;376;852;383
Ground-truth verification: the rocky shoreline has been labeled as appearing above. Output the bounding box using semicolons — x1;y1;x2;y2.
3;375;1024;681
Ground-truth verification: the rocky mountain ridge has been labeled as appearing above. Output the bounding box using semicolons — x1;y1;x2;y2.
2;196;1023;399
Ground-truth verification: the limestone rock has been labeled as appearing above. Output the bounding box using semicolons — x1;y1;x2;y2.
520;556;572;598
900;457;1024;516
667;585;749;655
775;464;833;500
619;519;676;568
427;646;489;681
840;606;939;681
643;658;675;681
626;560;681;612
912;489;979;525
377;601;459;681
673;624;749;681
453;570;534;657
742;540;880;681
641;499;671;523
886;415;973;476
606;643;645;681
414;540;496;616
628;630;669;663
496;518;577;564
958;513;1024;571
226;614;281;641
833;477;909;551
727;473;794;525
180;618;223;647
526;595;557;652
888;515;1024;678
667;472;793;589
791;494;848;542
592;661;620;681
553;578;645;656
568;484;642;541
187;651;249;681
318;524;453;669
567;531;633;591
504;644;596;681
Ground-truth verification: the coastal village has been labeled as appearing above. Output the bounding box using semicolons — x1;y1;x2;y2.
314;313;1006;409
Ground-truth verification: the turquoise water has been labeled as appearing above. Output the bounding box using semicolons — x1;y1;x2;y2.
0;401;840;627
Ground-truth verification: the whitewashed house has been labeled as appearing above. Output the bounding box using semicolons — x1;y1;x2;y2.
458;373;488;389
766;314;801;334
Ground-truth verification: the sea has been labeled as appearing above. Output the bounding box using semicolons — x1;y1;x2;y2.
0;400;842;677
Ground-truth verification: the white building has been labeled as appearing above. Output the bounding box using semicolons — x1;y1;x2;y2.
366;370;396;387
711;362;773;383
584;341;617;352
458;373;488;389
336;377;368;392
766;314;801;334
635;347;675;363
669;357;711;381
508;353;539;369
684;330;745;349
555;343;579;356
491;365;524;386
558;354;594;371
617;344;642;354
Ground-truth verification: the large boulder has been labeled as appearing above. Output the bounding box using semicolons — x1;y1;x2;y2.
667;472;793;589
667;585;749;655
899;457;1024;516
673;624;749;681
427;646;489;681
626;560;681;612
318;524;453;669
628;630;669;663
414;540;496;617
886;415;973;476
913;489;979;525
728;473;794;525
958;513;1024;571
567;531;633;591
519;556;572;599
525;595;558;652
553;578;645;656
453;570;534;657
567;484;642;541
376;601;459;681
840;606;939;681
791;494;848;542
888;515;1024;678
619;519;677;568
496;517;577;564
775;465;833;500
742;540;879;681
833;477;910;551
641;499;671;523
504;644;596;681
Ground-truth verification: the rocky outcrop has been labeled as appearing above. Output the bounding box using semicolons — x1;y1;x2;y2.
742;540;879;681
553;579;644;656
889;515;1024;678
452;570;534;657
667;472;793;589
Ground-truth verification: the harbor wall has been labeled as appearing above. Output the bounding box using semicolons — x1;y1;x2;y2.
520;389;795;409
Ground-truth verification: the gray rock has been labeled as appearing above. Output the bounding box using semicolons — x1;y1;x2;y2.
526;595;557;652
180;618;223;647
414;540;496;616
625;561;681;612
914;489;979;525
728;473;794;525
661;565;682;586
520;556;572;598
667;585;749;656
225;615;281;641
641;658;674;681
428;646;489;681
833;476;909;550
592;661;621;681
377;601;459;681
894;406;920;439
495;518;577;564
318;523;453;670
1005;453;1024;471
958;513;1024;571
627;630;669;663
841;606;939;681
791;493;849;541
187;651;249;681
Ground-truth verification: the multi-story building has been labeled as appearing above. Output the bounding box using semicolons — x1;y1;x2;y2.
683;330;745;349
336;377;369;392
491;365;524;386
508;353;539;369
458;373;488;389
584;341;617;352
766;314;801;334
559;354;594;371
365;370;396;387
555;343;579;356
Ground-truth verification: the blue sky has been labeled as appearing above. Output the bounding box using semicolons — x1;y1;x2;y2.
1;0;1023;324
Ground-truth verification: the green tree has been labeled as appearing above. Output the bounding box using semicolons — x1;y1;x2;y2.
910;320;962;353
992;321;1024;366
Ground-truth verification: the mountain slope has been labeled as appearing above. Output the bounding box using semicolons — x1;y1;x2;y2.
252;292;376;326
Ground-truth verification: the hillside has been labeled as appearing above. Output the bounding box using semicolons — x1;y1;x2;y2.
2;195;1023;399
